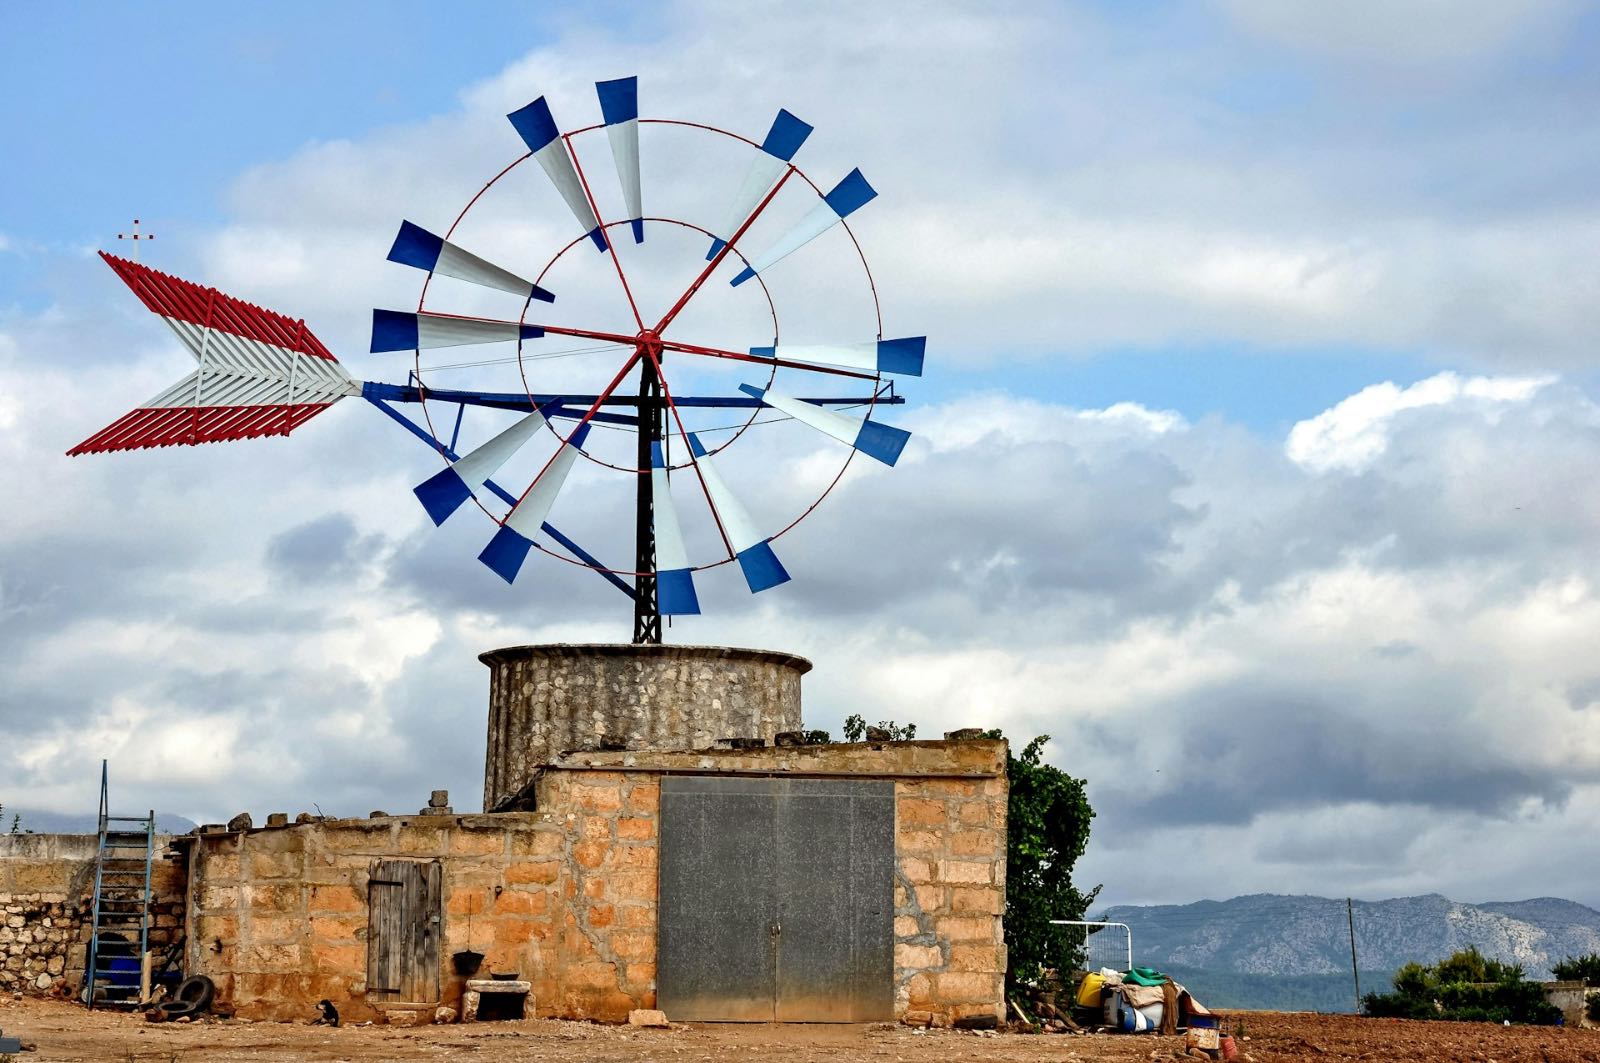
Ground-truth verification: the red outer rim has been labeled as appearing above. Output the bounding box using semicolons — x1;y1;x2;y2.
408;117;886;577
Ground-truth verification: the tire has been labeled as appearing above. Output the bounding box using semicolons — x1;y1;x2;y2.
159;1000;199;1019
172;974;215;1012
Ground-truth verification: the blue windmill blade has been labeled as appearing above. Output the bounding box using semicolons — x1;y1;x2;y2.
749;336;925;378
387;221;555;302
730;169;875;287
650;442;700;615
507;96;608;251
738;384;909;466
596;76;643;244
479;423;592;584
370;310;544;352
685;432;789;593
413;408;550;526
707;108;812;259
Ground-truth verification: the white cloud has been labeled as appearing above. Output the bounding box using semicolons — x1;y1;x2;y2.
1286;371;1556;473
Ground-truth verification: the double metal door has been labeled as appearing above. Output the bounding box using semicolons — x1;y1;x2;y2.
657;776;894;1022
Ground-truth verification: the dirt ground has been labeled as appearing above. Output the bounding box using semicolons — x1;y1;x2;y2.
4;998;1600;1063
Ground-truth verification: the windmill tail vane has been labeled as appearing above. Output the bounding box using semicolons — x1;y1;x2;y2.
68;73;924;643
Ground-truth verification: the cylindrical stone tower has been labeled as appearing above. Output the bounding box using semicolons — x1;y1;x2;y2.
480;643;810;809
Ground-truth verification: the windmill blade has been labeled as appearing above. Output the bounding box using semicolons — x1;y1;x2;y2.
686;432;790;593
387;220;555;302
479;423;592;584
749;336;925;378
738;384;909;466
69;253;358;455
371;310;545;352
507;96;608;251
650;442;701;614
730;168;875;287
596;76;643;244
706;108;812;259
413;408;549;526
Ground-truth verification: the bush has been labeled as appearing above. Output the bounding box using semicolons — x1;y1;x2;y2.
1552;952;1600;986
1362;948;1560;1025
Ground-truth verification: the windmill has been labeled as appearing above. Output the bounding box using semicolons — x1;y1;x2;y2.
70;76;922;644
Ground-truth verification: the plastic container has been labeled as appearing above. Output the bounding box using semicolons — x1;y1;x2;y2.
1076;972;1105;1008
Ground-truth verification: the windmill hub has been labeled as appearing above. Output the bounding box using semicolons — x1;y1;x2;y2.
634;329;665;359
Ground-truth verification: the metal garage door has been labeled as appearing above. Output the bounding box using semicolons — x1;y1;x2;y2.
657;776;895;1022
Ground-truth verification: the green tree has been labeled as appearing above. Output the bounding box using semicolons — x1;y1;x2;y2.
1363;947;1560;1025
987;732;1099;987
842;714;916;742
1552;953;1600;986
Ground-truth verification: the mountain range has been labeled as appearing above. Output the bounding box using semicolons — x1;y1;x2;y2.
0;807;198;835
1094;893;1600;1011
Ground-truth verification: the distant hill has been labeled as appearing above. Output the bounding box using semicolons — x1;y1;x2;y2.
1096;893;1600;1011
0;808;197;835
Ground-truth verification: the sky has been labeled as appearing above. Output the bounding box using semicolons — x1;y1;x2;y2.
5;0;1600;914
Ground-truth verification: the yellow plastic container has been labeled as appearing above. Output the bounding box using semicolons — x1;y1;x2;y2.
1076;972;1105;1008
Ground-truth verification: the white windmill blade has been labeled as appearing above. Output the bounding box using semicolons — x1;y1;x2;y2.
651;441;700;615
507;96;608;251
729;168;876;287
478;423;592;584
749;336;925;378
370;310;544;352
386;220;556;302
706;108;813;259
413;408;549;526
596;76;643;244
686;432;790;593
738;384;910;467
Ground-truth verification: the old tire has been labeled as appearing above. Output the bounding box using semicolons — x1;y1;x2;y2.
158;999;198;1019
173;975;215;1011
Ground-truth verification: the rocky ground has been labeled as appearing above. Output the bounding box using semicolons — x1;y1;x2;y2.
3;998;1600;1062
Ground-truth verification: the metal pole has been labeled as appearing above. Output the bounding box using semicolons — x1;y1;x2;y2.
1049;920;1133;971
632;354;662;644
1347;898;1362;1014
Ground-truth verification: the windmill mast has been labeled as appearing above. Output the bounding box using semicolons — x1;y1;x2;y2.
633;354;663;644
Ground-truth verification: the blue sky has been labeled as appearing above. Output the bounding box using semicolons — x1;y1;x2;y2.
6;1;1600;912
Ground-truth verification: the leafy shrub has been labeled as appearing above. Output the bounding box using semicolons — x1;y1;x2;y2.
1552;953;1600;986
1362;947;1560;1025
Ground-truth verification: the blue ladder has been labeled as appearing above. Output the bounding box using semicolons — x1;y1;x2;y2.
85;761;154;1009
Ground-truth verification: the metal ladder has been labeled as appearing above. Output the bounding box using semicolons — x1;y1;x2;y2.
85;761;154;1009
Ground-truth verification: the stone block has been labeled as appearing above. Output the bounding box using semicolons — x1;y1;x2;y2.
937;860;992;885
897;799;946;828
243;883;302;911
902;1009;934;1027
308;884;364;913
624;781;660;815
386;1009;424;1027
586;903;615;928
934;915;995;942
510;831;564;858
619;905;654;929
249;852;302;880
894;915;922;937
310;942;365;972
949;829;1001;858
571;783;624;813
322;824;395;853
933;970;999;1004
625;961;656;987
899;857;934;884
395;826;448;855
578;816;613;840
239;942;302;970
447;887;492;917
905;971;933;1008
913;885;944;913
616;817;654;841
449;831;505;857
247;914;305;944
607;870;656;904
628;1008;669;1027
948;886;1003;915
308;912;365;944
610;930;653;962
949;943;1004;974
572;840;608;869
505;861;559;886
200;886;239;911
895;942;944;970
494;888;547;916
896;831;943;856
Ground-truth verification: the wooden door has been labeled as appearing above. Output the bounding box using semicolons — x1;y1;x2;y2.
366;859;442;1003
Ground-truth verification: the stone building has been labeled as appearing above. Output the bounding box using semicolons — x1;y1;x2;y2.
3;644;1008;1026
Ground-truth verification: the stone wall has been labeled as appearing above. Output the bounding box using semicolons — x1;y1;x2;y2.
480;644;809;809
0;833;185;997
187;739;1006;1027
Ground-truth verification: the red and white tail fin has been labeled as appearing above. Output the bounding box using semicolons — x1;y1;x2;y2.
67;253;359;455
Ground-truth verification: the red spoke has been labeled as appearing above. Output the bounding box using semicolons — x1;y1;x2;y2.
643;346;735;558
507;348;643;512
652;167;795;334
659;337;877;381
564;132;646;331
